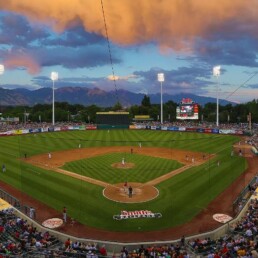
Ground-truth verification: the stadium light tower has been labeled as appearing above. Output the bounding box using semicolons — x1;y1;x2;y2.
157;73;165;124
0;64;4;116
0;64;4;75
50;72;58;126
213;66;221;127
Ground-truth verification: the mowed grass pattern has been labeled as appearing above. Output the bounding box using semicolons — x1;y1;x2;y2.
0;130;247;231
62;153;183;183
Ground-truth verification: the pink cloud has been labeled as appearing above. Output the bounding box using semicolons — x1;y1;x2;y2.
4;53;41;74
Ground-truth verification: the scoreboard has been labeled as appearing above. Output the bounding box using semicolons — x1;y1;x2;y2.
176;98;199;120
96;111;130;127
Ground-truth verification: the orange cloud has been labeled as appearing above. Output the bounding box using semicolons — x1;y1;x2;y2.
1;0;258;51
107;74;137;81
4;54;41;74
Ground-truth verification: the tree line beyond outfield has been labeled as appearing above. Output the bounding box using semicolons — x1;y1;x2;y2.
0;96;258;124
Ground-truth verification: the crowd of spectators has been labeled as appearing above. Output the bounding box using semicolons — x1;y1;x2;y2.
0;208;108;257
62;238;106;257
247;134;258;150
119;242;191;258
187;198;258;257
0;208;60;257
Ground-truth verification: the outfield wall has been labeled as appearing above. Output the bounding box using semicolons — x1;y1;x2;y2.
0;124;249;137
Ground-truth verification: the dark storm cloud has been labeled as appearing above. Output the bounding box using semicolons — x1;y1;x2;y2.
0;12;120;70
0;12;49;47
35;45;121;69
172;16;258;68
42;26;106;47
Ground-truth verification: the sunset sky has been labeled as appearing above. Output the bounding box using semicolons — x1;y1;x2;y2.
0;0;258;103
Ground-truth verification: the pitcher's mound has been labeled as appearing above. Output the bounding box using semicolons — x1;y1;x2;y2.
111;162;135;169
103;182;159;203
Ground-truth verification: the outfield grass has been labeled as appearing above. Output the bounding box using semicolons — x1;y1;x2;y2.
0;130;246;231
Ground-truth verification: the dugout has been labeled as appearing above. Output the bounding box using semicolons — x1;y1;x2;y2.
96;111;130;129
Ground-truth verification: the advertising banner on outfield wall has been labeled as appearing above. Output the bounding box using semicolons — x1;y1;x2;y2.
86;125;97;130
13;129;23;135
61;126;69;131
167;126;178;131
29;128;41;133
219;129;234;134
197;128;205;133
204;128;212;133
185;127;197;132
211;128;219;134
130;124;147;129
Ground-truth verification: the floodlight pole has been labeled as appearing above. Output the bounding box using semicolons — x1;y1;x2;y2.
157;73;165;124
213;66;221;127
50;72;58;126
0;64;4;114
52;79;55;126
216;77;219;127
161;80;163;124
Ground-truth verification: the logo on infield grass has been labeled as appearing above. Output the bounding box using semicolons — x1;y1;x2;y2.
113;210;162;220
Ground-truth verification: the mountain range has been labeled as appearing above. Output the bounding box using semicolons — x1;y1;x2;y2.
0;87;234;107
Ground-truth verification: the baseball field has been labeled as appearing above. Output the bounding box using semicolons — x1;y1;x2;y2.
0;129;247;233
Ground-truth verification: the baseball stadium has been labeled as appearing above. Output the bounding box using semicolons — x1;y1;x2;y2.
0;114;258;257
1;1;258;257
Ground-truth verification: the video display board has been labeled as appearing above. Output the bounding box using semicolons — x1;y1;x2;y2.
176;98;199;120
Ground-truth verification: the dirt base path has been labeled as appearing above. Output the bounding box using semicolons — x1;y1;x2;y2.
0;145;257;242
